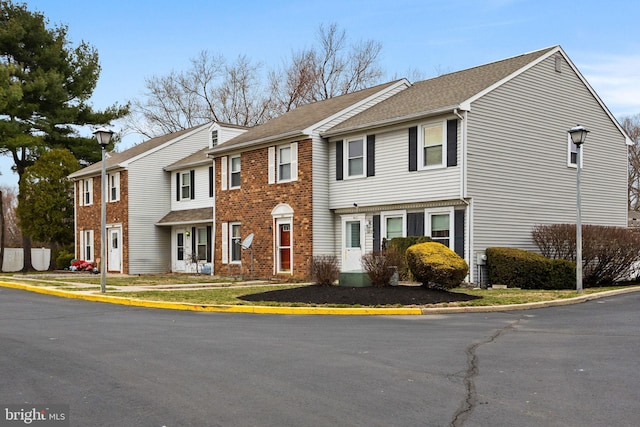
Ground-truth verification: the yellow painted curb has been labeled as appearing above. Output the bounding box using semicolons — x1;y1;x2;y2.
0;281;422;315
2;281;639;316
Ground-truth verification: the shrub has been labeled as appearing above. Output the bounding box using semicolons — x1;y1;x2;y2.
406;242;468;289
361;250;403;287
56;249;75;270
532;224;640;286
310;255;340;286
387;236;432;280
486;247;575;290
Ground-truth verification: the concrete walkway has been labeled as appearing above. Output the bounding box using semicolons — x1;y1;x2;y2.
2;275;640;316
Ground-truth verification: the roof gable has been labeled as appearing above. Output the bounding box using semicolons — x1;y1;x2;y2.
325;46;559;135
69;123;211;179
207;79;408;155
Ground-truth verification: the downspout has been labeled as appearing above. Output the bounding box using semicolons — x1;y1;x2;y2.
454;108;473;283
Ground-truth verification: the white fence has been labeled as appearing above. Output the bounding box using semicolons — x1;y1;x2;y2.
2;248;51;272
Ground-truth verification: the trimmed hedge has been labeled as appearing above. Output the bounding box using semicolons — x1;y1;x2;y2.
486;247;575;290
406;242;468;289
387;236;432;280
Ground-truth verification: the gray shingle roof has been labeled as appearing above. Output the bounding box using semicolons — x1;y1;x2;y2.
156;207;213;225
207;80;404;155
325;46;558;135
165;147;210;171
69;124;209;179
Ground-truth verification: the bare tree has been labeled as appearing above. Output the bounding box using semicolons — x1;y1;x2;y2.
129;23;385;137
128;52;272;137
621;114;640;210
269;23;383;111
0;185;21;248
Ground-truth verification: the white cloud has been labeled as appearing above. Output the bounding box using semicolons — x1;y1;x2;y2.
578;53;640;117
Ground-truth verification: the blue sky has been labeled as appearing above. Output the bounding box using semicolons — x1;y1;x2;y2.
3;0;640;186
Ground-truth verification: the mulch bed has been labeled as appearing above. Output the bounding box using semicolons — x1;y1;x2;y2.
239;284;481;306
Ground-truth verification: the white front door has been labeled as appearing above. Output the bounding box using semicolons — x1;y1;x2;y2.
342;215;365;271
175;231;186;272
107;228;122;272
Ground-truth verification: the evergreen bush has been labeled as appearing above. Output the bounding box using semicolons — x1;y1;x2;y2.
406;242;468;289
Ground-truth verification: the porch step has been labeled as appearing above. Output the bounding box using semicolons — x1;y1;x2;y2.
339;271;371;287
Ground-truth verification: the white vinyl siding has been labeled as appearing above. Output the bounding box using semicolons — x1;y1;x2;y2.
170;166;214;211
466;54;628;257
127;125;210;274
329;125;460;209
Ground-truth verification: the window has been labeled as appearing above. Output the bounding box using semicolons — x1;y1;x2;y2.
230;223;241;262
381;210;406;243
177;232;184;261
83;230;94;261
109;172;120;202
425;208;454;249
278;146;291;181
347;138;364;177
269;143;298;184
181;172;191;199
211;130;219;147
421;122;445;168
197;227;207;261
230;156;241;188
346;220;361;248
82;178;93;206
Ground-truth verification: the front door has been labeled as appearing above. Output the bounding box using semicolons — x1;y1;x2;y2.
277;222;291;273
107;228;122;272
342;215;365;271
175;231;186;272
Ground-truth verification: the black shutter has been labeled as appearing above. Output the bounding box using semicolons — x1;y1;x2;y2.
206;225;212;262
454;210;465;258
176;173;180;201
366;135;375;177
407;212;425;237
408;127;418;171
191;226;196;256
447;119;458;167
336;140;343;181
190;170;195;199
373;215;381;252
209;166;213;197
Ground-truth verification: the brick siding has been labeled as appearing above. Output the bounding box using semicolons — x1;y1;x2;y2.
214;139;313;280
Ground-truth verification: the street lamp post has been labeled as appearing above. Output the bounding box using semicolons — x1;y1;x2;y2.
568;125;589;293
93;127;114;294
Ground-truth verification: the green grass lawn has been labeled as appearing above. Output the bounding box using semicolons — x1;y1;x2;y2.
116;285;631;308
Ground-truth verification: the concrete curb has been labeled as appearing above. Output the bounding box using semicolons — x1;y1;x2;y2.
2;281;640;316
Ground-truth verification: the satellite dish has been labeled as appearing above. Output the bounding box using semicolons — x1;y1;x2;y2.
241;233;254;249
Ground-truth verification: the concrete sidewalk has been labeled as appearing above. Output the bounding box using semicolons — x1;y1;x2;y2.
2;277;640;316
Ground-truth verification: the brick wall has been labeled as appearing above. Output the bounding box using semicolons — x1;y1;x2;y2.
75;170;129;273
214;139;313;280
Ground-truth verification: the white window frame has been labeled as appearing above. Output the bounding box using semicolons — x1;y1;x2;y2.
196;227;207;261
425;207;455;250
419;120;447;170
381;210;406;241
82;229;94;261
230;222;242;263
567;134;584;168
82;178;93;206
108;172;120;202
269;143;298;184
345;137;366;179
229;155;241;189
211;129;219;147
181;171;191;200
